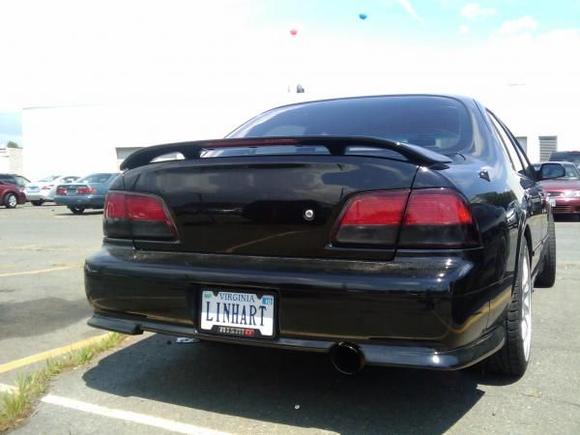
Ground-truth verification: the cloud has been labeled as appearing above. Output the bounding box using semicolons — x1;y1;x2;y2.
459;25;470;34
396;0;422;21
461;3;496;20
498;16;538;35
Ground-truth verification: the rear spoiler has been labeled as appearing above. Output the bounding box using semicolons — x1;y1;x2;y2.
120;136;452;171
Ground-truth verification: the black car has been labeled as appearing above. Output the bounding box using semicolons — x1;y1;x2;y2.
85;95;558;377
549;151;580;168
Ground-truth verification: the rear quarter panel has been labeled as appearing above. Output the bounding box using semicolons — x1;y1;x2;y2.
422;99;532;332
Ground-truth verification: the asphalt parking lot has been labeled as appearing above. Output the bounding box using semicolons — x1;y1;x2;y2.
1;205;580;434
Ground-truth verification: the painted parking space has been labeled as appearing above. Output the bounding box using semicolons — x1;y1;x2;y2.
0;334;109;375
0;205;103;370
2;206;580;433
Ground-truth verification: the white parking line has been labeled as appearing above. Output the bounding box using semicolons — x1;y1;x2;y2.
0;266;74;278
0;383;228;434
41;394;230;435
0;384;227;435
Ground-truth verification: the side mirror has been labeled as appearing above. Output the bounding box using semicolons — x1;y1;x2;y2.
537;164;566;181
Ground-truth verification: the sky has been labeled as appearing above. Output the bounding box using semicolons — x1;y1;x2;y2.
1;0;579;106
0;113;22;146
0;0;579;143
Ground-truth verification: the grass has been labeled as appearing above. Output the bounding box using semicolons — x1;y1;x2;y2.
0;332;126;432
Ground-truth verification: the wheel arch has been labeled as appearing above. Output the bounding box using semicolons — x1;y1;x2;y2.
523;225;533;264
2;190;18;202
512;221;533;295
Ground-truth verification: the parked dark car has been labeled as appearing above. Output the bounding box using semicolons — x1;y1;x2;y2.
54;173;119;214
535;162;580;218
549;151;580;168
0;180;27;208
85;95;558;378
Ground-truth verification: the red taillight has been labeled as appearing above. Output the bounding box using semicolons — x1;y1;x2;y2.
333;188;479;248
104;192;177;240
56;187;67;195
104;192;127;219
339;191;408;226
76;186;96;195
399;188;479;248
403;189;473;226
334;190;409;246
126;195;170;222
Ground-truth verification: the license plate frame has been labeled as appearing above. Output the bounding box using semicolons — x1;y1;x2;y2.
198;288;277;339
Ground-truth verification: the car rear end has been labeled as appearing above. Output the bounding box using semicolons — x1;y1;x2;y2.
24;183;44;202
26;176;58;201
54;174;116;209
85;96;504;371
54;183;99;207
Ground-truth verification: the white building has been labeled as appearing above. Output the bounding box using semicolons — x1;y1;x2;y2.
22;91;307;179
0;146;23;174
21;87;579;180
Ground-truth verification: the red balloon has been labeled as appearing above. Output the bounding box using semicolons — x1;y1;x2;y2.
289;29;298;36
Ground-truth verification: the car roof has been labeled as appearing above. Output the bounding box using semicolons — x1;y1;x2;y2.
541;161;576;165
258;93;478;113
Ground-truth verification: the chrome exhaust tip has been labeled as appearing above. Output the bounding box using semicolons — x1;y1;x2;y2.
330;342;365;375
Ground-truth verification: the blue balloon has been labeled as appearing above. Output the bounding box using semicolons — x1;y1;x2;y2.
359;13;367;20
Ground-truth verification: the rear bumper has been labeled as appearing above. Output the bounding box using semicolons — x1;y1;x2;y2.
54;195;105;208
25;191;51;201
89;312;504;370
552;197;580;214
85;244;512;370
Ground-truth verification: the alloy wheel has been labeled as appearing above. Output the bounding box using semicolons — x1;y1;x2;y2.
7;194;17;208
521;252;532;361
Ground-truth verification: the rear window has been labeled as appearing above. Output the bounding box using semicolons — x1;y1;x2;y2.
201;145;403;160
229;96;473;154
79;173;115;184
39;175;61;182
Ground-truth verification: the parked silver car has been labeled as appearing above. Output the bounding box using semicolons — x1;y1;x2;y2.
25;175;80;206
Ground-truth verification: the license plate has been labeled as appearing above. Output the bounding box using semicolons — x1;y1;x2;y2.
200;289;275;338
548;198;556;207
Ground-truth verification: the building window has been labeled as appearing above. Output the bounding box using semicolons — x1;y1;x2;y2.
515;136;527;152
116;147;143;168
539;136;557;162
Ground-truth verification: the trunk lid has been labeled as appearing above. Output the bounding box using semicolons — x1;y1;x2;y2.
58;184;92;196
125;154;419;260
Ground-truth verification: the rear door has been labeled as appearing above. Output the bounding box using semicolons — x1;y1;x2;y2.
488;111;547;262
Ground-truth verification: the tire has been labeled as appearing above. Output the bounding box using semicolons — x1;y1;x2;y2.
68;206;85;215
3;193;18;209
535;218;556;288
488;238;532;377
31;200;44;206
